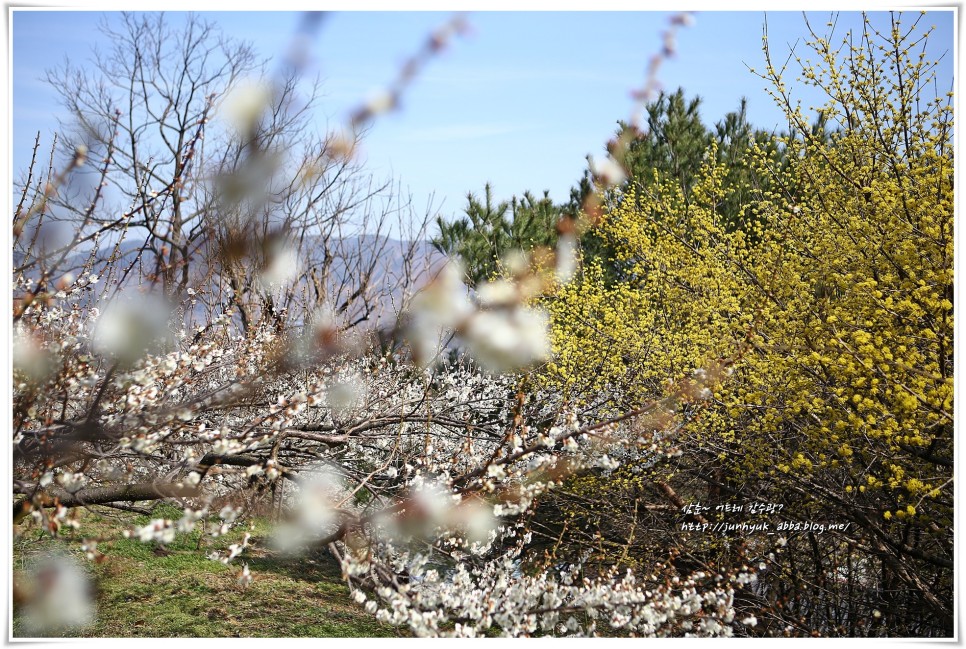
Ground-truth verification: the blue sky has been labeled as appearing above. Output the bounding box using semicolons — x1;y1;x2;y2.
11;9;956;226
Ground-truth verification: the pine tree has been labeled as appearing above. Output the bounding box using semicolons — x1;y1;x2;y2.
432;184;562;285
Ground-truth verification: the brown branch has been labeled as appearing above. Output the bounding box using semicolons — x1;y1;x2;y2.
196;453;298;480
14;481;201;523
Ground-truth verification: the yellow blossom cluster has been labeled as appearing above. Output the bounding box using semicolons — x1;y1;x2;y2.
544;16;952;536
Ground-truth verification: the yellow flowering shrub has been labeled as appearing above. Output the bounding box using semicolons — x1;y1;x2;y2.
541;14;952;635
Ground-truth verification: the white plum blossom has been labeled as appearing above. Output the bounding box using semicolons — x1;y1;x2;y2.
325;372;366;418
589;154;627;187
219;506;240;524
132;519;176;544
221;78;272;134
405;261;474;365
476;279;517;307
501;249;529;276
342;525;742;638
450;497;498;545
237;564;253;588
271;463;344;553
17;554;94;635
411;261;474;329
365;90;396;115
12;328;54;384
55;472;88;493
465;308;551;374
91;293;173;366
257;243;301;290
555;233;579;283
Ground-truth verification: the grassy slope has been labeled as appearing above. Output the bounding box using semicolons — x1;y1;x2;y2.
13;505;403;638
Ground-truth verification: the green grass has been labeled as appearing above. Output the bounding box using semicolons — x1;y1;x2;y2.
13;505;404;638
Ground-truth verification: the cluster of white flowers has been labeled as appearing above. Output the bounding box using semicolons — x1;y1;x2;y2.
128;518;177;544
28;502;80;535
257;240;301;291
325;372;367;418
340;526;741;638
589;154;628;188
370;478;499;549
4;10;768;636
12;326;55;386
91;293;173;366
13;242;746;639
271;463;344;553
209;533;252;565
403;259;555;374
464;308;550;374
55;472;88;493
